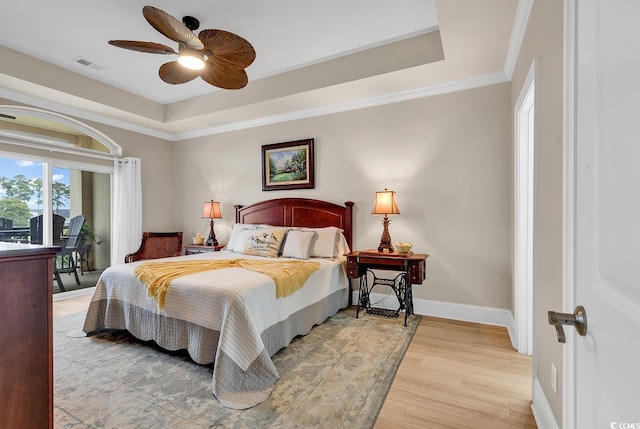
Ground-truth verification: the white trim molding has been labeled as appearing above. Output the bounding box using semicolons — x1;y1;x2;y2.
415;297;516;346
562;0;577;428
532;377;561;429
174;72;510;140
0;105;123;158
513;57;540;356
350;290;517;347
1;72;509;142
504;0;535;79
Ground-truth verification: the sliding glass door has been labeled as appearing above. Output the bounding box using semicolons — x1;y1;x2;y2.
52;166;111;271
0;157;42;243
0;155;111;271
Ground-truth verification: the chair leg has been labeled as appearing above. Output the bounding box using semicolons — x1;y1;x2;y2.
53;270;66;292
75;251;84;275
70;260;81;285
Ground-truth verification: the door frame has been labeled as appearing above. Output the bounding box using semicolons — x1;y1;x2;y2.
562;0;577;427
514;58;539;355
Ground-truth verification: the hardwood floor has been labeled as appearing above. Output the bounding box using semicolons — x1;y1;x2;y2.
53;297;537;428
375;316;537;429
52;291;93;319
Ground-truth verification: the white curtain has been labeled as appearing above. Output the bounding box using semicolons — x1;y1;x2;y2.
112;157;142;265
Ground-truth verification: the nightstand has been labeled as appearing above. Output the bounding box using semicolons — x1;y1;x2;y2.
183;244;226;255
346;250;428;326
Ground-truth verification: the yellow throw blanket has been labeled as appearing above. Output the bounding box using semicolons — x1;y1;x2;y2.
134;259;321;308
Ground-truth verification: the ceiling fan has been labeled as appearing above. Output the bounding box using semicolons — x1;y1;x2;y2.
109;6;255;90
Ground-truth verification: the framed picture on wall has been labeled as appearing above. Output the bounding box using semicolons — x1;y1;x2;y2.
262;138;315;191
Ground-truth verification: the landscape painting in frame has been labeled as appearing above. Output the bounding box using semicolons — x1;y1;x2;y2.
262;139;314;191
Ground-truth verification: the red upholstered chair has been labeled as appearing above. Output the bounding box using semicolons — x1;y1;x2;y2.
125;231;183;263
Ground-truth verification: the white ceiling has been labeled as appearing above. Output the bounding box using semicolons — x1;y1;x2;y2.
0;0;523;140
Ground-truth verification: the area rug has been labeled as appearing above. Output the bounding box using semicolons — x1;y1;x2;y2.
54;309;420;428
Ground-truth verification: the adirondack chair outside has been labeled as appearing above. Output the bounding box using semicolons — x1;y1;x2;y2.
53;215;86;292
29;214;65;245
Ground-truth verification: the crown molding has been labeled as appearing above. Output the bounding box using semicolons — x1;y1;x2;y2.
2;71;510;142
0;85;175;141
504;0;535;79
173;71;510;140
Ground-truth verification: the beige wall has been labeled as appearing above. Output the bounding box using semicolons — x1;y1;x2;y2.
77;120;179;232
511;0;564;423
2;79;516;311
173;83;512;309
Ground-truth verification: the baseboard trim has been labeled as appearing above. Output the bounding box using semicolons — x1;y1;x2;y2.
415;297;514;331
531;377;561;429
350;291;517;342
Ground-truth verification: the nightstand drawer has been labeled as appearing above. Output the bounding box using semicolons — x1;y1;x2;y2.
408;260;425;284
346;256;361;278
184;244;225;255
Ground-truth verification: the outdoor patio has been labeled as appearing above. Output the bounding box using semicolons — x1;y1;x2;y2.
53;268;103;294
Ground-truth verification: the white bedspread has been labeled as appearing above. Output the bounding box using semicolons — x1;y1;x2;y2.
83;250;349;409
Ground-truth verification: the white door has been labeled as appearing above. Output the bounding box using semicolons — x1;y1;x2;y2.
566;0;640;427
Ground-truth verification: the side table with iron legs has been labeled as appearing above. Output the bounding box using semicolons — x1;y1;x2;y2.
346;250;428;326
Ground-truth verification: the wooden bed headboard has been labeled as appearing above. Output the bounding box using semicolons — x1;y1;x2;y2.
235;198;354;250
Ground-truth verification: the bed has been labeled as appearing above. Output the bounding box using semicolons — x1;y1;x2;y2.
82;198;354;409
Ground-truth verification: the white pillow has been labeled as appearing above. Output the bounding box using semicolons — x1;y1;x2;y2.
338;233;350;256
226;223;258;250
281;230;317;260
301;226;343;258
232;228;256;253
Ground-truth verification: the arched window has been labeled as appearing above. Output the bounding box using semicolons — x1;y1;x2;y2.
0;106;121;158
0;106;119;286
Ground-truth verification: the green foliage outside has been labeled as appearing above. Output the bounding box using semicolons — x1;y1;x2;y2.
0;175;34;201
0;174;70;227
52;181;70;213
0;198;31;227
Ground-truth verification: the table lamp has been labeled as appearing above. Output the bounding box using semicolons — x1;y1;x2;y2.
202;200;222;246
371;188;400;252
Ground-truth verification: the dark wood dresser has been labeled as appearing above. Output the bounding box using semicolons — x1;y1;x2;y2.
0;243;59;429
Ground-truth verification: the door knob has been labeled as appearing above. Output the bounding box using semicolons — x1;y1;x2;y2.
548;305;587;343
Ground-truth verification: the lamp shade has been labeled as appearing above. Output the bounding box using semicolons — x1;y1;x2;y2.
202;201;222;219
371;189;400;215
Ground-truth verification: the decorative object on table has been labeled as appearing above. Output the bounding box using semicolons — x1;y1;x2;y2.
202;200;222;246
262;139;314;191
371;188;400;253
192;232;205;245
107;6;255;89
395;241;413;254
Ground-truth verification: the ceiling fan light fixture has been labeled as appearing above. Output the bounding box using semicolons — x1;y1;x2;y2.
178;47;205;70
109;6;255;89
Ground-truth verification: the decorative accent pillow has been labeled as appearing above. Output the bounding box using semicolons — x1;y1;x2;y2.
281;230;318;260
242;228;288;258
232;228;256;253
300;226;343;258
227;223;257;250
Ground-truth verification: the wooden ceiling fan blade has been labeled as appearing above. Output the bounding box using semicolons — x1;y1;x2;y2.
201;59;248;89
142;6;204;50
159;61;201;84
108;40;177;55
199;29;256;68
